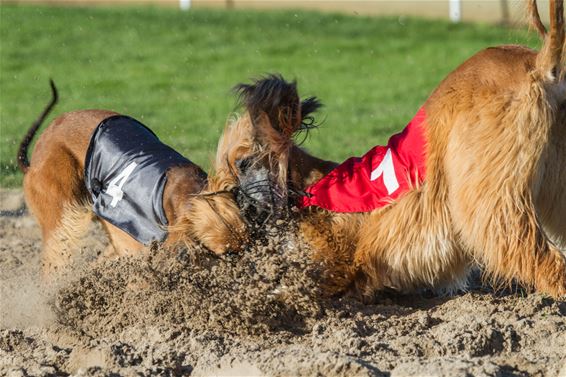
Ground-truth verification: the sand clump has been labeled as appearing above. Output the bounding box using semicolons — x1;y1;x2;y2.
1;188;566;376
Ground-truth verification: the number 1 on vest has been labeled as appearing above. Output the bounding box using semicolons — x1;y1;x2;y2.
106;162;138;207
370;148;399;195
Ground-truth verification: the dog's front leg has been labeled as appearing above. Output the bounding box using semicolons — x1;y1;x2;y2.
99;220;146;257
351;189;470;299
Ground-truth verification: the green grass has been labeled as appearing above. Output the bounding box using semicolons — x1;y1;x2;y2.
0;4;539;187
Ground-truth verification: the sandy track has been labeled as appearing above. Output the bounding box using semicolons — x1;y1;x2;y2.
0;188;565;376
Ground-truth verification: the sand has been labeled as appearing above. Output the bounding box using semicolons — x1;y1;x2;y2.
1;188;565;376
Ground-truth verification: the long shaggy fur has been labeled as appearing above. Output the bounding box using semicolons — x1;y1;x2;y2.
242;1;566;299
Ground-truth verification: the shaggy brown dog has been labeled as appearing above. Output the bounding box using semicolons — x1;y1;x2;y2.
18;79;313;276
241;0;566;299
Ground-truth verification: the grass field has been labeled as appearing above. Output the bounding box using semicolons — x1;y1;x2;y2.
0;4;538;187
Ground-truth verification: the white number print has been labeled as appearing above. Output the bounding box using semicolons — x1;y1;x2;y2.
105;162;138;208
370;148;399;195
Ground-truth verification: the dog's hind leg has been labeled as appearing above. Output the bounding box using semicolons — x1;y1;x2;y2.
534;126;566;251
531;0;566;249
533;86;566;250
23;149;92;277
42;203;93;274
449;170;566;297
444;85;566;298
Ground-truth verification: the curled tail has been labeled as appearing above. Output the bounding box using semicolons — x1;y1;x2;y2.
17;80;58;174
531;0;565;81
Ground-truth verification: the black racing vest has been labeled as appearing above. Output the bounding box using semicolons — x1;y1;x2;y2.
85;115;192;245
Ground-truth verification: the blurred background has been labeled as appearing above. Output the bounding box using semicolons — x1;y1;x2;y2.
6;0;554;24
0;0;542;186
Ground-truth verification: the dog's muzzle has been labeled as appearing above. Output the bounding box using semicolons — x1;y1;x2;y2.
235;159;287;228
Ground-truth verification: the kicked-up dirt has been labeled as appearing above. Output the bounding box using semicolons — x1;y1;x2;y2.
1;188;565;376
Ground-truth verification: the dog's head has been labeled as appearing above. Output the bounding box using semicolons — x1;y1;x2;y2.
216;74;321;227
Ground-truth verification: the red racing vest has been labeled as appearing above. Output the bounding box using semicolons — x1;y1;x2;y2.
299;107;427;213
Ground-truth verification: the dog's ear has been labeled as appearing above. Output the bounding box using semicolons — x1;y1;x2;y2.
234;74;301;137
300;96;323;128
301;96;323;119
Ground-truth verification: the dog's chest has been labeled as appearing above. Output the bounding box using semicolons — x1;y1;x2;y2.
85;116;191;245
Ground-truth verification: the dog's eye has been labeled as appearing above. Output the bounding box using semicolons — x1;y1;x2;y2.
236;158;252;173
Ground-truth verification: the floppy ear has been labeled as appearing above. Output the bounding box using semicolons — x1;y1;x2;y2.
234;74;302;138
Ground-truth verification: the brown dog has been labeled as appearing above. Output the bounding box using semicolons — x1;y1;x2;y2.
19;78;317;277
239;0;566;299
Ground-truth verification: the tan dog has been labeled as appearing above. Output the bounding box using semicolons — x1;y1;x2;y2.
241;0;566;299
18;78;311;277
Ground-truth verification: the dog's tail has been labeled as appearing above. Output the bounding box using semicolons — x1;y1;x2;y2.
531;0;565;81
17;80;58;174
